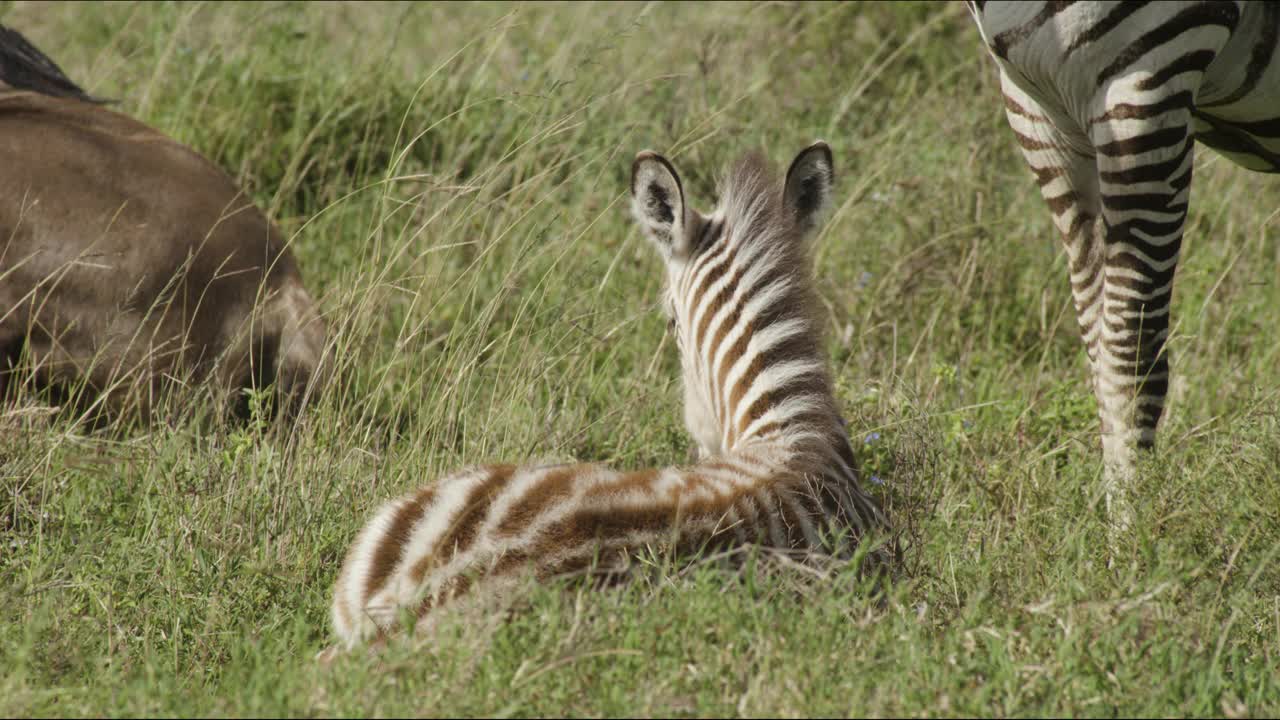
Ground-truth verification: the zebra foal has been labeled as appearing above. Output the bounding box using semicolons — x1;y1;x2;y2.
967;1;1279;528
326;143;885;652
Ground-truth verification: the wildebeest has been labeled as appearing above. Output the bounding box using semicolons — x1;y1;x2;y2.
0;25;326;423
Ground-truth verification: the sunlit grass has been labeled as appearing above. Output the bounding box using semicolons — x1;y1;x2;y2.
1;1;1277;715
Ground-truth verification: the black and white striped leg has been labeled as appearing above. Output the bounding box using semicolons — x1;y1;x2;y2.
1001;82;1106;370
1002;79;1125;512
1090;102;1194;529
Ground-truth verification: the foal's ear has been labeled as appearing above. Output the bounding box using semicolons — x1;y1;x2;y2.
783;140;835;235
631;151;687;257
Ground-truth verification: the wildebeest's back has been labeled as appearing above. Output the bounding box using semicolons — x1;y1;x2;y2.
0;90;326;419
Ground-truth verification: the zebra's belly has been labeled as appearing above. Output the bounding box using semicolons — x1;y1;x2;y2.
1190;108;1280;174
1192;2;1280;173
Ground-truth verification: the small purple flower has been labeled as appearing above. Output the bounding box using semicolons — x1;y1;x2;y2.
962;419;974;431
864;432;881;444
870;475;885;486
856;271;873;290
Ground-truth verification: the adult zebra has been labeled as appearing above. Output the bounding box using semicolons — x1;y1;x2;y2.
966;1;1279;529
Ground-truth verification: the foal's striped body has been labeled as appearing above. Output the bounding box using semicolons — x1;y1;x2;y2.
329;144;883;650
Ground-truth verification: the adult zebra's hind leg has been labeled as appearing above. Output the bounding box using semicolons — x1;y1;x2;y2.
1000;79;1125;523
1089;102;1194;534
1003;73;1194;532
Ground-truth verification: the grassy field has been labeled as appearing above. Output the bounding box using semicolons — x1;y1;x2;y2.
2;0;1279;715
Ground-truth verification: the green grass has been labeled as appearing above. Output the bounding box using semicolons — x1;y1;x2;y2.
2;1;1279;715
